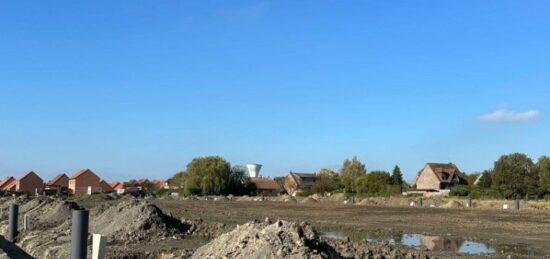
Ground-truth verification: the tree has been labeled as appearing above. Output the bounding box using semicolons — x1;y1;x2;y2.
390;165;403;186
273;176;286;194
477;170;493;188
312;168;340;194
355;171;391;195
493;153;538;198
228;165;247;195
339;156;367;194
536;156;550;194
183;156;232;195
168;171;186;189
466;173;480;186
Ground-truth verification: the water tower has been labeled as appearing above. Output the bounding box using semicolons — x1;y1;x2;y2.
246;163;262;178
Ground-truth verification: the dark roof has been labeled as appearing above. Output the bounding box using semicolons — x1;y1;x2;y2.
247;178;279;190
425;163;466;183
289;172;318;188
48;173;68;185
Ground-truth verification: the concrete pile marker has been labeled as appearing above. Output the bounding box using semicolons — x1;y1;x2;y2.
24;213;30;230
8;204;19;242
71;209;89;259
467;197;472;208
92;234;107;259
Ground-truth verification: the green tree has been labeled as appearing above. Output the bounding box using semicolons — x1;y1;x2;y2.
493;153;538;198
312;168;340;194
228;165;247;195
390;165;404;186
466;173;480;186
183;156;232;195
477;170;493;188
340;156;367;194
536;156;550;194
168;171;186;189
355;171;392;195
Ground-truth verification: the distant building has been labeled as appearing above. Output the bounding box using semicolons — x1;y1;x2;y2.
110;181;124;191
0;176;16;191
68;169;102;194
413;163;468;191
47;173;69;189
16;171;44;194
99;179;114;192
284;172;318;196
245;177;279;195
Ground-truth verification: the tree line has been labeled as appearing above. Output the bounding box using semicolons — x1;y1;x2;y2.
451;153;550;199
168;155;404;197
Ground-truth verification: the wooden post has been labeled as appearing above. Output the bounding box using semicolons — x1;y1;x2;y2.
92;234;107;259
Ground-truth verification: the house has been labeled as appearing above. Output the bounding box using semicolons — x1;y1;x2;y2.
16;171;44;194
0;176;16;191
246;178;279;195
47;173;69;188
99;179;114;192
284;172;318;196
68;169;102;194
110;181;124;191
3;181;17;192
153;180;169;189
413;163;467;191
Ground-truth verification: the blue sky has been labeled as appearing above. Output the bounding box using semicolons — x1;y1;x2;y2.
1;1;549;182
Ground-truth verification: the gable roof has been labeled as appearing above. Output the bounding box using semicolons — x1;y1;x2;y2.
19;171;43;182
48;173;68;185
3;180;17;191
110;181;122;188
425;163;466;183
0;176;15;189
247;178;279;190
289;172;318;188
70;169;97;180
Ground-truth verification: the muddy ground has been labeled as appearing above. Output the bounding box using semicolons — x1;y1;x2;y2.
0;195;549;258
150;198;550;258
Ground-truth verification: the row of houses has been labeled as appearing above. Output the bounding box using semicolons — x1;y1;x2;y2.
0;169;114;195
0;169;170;195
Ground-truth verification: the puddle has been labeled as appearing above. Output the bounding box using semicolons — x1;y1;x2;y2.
322;230;541;256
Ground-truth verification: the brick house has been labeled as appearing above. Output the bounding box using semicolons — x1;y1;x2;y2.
47;173;69;189
110;181;124;191
413;163;468;191
16;171;44;194
0;176;16;191
245;178;279;195
99;179;114;192
283;172;318;196
68;169;102;194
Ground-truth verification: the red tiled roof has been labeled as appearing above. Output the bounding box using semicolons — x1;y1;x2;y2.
3;180;17;191
0;176;15;189
110;181;121;188
247;178;279;190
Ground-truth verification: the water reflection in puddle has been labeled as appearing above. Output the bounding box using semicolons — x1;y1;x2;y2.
323;231;497;255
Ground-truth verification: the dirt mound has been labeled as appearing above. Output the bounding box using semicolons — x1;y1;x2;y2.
192;220;429;259
31;199;80;229
300;197;318;203
90;199;191;244
441;200;464;208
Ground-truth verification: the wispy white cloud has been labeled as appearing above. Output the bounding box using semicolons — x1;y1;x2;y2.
479;108;540;122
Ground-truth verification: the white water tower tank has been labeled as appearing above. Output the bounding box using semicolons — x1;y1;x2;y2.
246;163;262;178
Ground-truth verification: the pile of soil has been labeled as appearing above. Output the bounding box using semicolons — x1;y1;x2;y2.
31;199;80;229
90;199;191;244
191;220;430;259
